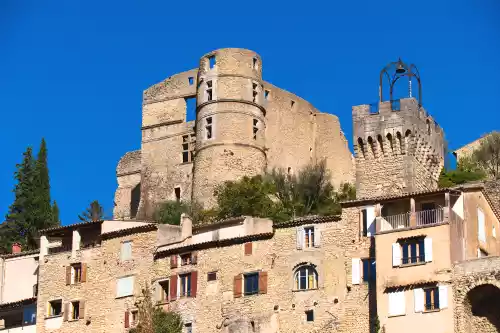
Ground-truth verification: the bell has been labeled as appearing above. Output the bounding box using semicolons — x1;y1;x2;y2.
395;59;406;74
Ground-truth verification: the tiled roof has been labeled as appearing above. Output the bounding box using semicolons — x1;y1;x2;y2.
483;180;500;220
39;220;103;234
0;249;39;259
192;216;245;231
101;223;158;239
0;297;36;310
273;215;340;228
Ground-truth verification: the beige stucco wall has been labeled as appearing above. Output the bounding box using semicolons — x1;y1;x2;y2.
375;224;454;333
0;254;38;303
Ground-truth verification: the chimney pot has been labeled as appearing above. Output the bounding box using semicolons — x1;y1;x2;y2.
12;243;22;254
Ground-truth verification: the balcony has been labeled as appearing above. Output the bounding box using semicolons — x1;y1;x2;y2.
379;208;445;233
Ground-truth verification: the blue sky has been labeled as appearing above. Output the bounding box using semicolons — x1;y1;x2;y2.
1;0;499;225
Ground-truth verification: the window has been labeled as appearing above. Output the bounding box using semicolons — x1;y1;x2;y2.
71;263;82;284
71;301;80;320
120;241;132;261
180;253;193;266
206;80;213;101
205;117;213;139
305;310;314;322
188;76;194;85
207;272;217;281
179;273;192;297
361;206;375;237
185;97;196;122
208;55;215;69
362;258;376;282
478;208;486;243
158;279;170;302
253;119;259;140
48;299;62;317
185;323;193;333
182;135;193;163
131;310;138;327
304;227;314;248
424;287;439;311
116;276;134;298
291;100;295;108
252;82;258;102
252;57;258;70
174;187;181;202
244;273;259;295
401;239;425;265
388;290;405;317
294;265;318;290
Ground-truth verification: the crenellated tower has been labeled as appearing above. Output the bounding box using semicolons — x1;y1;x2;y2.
353;59;445;198
192;48;267;208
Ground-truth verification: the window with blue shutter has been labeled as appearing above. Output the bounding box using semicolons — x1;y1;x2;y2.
244;273;259;295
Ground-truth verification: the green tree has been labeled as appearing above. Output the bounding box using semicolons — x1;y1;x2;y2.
473;131;500;179
33;138;58;229
52;201;60;225
78;200;105;222
130;287;183;333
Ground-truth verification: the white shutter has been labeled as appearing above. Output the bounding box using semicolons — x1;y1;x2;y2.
478;209;486;242
414;288;424;313
70;266;75;284
389;291;406;316
121;241;132;261
351;258;361;285
424;238;433;262
296;227;304;250
366;206;376;236
314;225;321;247
398;291;406;315
439;285;448;309
117;276;134;297
392;243;401;267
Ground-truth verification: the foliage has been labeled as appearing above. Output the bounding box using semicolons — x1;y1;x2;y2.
438;167;485;188
129;287;183;333
154;200;205;225
473;131;500;179
1;139;59;253
371;315;381;333
78;200;105;222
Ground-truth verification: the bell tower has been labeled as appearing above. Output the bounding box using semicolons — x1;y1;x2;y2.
353;59;445;198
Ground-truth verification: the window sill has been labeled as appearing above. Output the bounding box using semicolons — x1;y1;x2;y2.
292;288;319;292
156;300;170;305
116;294;134;299
423;309;441;314
179;162;193;166
68;318;80;322
388;313;406;318
45;314;63;320
398;261;426;268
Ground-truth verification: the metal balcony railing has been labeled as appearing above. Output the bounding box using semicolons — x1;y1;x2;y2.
416;208;444;226
380;212;410;231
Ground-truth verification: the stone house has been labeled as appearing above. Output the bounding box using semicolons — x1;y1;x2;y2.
0;244;39;333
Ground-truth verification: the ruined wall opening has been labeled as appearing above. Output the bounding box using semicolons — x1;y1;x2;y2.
185;97;196;122
396;132;403;154
130;183;141;219
464;284;500;333
377;135;384;156
367;136;376;158
357;138;366;159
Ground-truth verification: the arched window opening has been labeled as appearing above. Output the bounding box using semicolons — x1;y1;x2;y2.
357;138;366;158
386;133;394;152
426;119;432;135
396;132;403;154
377;135;384;156
294;265;318;291
367;136;376;158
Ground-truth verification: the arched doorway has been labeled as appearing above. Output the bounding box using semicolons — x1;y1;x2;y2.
464;284;500;332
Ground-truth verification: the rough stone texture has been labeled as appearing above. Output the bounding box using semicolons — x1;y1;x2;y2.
353;98;444;198
114;48;354;216
452;256;500;333
484;180;500;216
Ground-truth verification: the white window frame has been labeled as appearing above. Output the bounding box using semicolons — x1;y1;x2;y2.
116;275;134;298
293;265;318;290
47;299;62;317
120;241;132;261
178;273;191;298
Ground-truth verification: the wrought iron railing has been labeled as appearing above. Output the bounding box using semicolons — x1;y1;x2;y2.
416;208;444;226
401;255;425;265
424;302;439;311
380;212;410;231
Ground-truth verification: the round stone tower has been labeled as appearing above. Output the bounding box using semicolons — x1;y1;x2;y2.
192;48;267;208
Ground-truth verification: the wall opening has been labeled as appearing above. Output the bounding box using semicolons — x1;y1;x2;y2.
185;97;196;122
208;55;215;69
252;57;258;70
465;284;500;332
357;138;366;158
205;117;213;140
386;133;394;152
182;135;193;163
367;136;376;158
253;119;259;140
426;119;431;135
252;82;258;102
396;132;403;154
291;100;295;108
188;76;194;85
377;135;384;156
206;81;213;102
264;90;270;100
130;183;141;219
174;187;181;202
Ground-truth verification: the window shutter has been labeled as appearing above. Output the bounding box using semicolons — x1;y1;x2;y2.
389;291;405;316
191;252;198;265
366;206;376;236
79;301;85;319
398;291;406;315
351;258;361;285
170;255;178;269
392;243;401;267
314;226;321;247
153;282;160;303
414;288;424;312
170;275;177;301
66;266;72;285
259;271;268;294
424;238;433;262
233;274;243;298
124;311;130;328
63;303;69;321
296;227;304;250
439;285;448;309
81;263;87;283
244;242;253;255
191;271;198;297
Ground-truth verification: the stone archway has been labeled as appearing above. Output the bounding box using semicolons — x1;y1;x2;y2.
463;283;500;333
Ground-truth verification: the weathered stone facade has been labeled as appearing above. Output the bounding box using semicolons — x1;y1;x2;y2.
114;48;354;217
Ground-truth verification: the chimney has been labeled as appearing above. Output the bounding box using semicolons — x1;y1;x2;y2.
12;243;22;254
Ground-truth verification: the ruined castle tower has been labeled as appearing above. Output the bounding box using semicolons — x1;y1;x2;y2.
353;59;445;198
192;49;267;208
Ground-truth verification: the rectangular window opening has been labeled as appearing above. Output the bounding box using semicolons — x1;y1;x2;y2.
159;280;170;302
179;273;192;297
182;135;193;163
71;301;80;320
185;97;196;122
208;55;216;69
362;258;376;282
304;227;314;248
291;100;295;108
244;272;259;296
253;119;259;140
207;271;217;281
121;241;132;261
131;310;138;327
180;253;192;266
48;300;62;317
264;90;270;100
252;82;258;102
206;117;213;140
424;287;439;311
72;263;82;284
305;310;314;322
400;239;425;265
174;187;181;202
206;81;213;101
186;323;193;333
116;276;134;298
188;76;194;85
252;57;257;69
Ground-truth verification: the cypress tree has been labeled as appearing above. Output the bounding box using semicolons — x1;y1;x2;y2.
33;138;58;229
52;201;60;225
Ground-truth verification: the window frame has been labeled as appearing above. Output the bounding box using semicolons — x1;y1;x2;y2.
71;263;82;284
182;135;194;163
243;272;259;296
116;275;135;298
157;279;170;303
362;258;376;282
293;265;318;291
205;117;213;140
180;253;192;266
303;227;315;248
47;299;62;318
423;286;440;312
70;301;80;321
400;238;425;266
179;273;192;297
120;240;132;262
305;310;314;322
207;271;217;282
